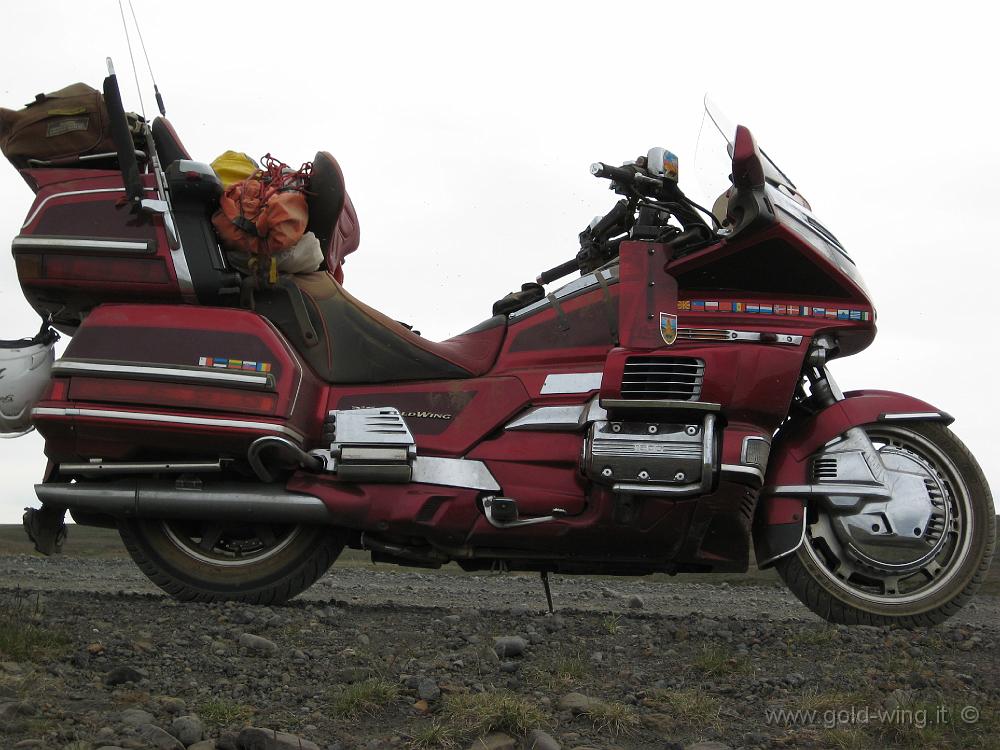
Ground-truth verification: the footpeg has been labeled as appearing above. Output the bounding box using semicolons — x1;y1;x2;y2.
482;496;567;528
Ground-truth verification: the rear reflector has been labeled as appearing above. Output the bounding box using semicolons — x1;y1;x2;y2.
68;377;278;415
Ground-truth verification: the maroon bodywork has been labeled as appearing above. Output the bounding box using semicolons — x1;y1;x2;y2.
10;119;949;576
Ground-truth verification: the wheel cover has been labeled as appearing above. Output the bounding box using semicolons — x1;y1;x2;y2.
161;520;302;568
802;425;973;607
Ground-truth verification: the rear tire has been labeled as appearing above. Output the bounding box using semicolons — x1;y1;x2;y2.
776;421;995;626
119;518;344;604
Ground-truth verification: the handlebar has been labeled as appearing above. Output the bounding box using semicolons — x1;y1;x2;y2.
536;257;581;285
589;162;662;191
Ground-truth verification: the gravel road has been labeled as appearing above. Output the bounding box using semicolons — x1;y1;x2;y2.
1;551;998;750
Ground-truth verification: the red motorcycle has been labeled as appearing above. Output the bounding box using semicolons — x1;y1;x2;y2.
7;70;994;626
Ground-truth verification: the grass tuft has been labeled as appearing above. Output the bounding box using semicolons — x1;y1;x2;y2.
440;690;546;739
0;590;70;662
407;720;458;748
525;653;591;692
329;678;400;719
690;643;750;676
646;688;721;732
197;697;255;728
583;700;640;737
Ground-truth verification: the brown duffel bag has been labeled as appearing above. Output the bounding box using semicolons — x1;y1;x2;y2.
0;83;117;168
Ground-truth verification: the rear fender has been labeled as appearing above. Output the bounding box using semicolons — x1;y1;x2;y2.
753;389;952;567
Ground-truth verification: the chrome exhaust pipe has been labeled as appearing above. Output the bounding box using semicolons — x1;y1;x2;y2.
34;480;333;524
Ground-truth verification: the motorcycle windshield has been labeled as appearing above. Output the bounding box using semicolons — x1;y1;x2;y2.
695;97;869;297
701;97;799;194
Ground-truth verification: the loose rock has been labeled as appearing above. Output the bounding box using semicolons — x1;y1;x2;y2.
119;707;155;726
104;665;144;686
493;636;527;658
137;723;185;750
238;633;279;656
467;733;517;750
237;727;322;750
169;714;205;746
525;729;561;750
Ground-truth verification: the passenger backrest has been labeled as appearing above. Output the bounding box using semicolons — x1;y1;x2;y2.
151;117;191;168
306;151;359;283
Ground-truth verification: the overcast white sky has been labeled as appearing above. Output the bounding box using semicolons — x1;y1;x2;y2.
1;2;998;525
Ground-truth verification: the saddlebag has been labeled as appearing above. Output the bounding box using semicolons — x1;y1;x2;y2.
0;83;119;169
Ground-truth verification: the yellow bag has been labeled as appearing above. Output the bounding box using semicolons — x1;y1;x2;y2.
210;150;257;188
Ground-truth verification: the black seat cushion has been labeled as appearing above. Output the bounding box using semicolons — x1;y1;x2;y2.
255;272;506;384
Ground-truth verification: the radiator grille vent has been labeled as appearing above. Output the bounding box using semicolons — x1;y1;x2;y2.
813;457;839;481
621;356;704;401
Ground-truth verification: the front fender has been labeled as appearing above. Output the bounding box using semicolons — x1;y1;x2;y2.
752;389;952;567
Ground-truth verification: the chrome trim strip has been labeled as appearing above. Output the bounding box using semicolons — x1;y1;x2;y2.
878;412;944;421
410;456;501;491
31;407;304;443
12;236;153;253
21;187;155;228
510;266;619;320
721;463;764;483
60;460;223;476
52;360;271;388
764;483;892;499
600;398;721;412
740;435;772;465
700;413;716;494
504;398;608;432
505;404;587;431
540;372;603;395
612;481;703;498
756;513;807;568
678;327;803;346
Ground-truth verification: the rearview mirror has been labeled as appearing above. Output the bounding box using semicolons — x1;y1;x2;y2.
645;147;679;182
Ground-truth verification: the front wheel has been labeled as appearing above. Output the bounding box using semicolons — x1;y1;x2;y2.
119;518;344;604
777;421;995;627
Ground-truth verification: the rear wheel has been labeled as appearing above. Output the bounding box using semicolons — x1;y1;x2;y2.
777;421;995;626
119;518;344;604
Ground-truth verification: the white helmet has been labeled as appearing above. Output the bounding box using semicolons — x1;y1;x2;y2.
0;320;58;437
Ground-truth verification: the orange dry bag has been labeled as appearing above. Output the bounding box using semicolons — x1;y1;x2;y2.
212;154;311;259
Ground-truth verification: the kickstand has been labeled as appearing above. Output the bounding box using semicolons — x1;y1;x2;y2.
540;570;554;614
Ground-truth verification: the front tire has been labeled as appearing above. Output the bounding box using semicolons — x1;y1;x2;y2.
119;518;344;604
777;421;995;626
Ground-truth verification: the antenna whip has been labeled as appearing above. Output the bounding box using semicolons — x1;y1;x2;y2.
127;0;166;116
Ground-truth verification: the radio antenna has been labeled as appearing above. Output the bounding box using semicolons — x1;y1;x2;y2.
126;0;167;116
116;0;146;121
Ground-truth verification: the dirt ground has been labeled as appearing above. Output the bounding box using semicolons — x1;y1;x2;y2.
1;525;997;750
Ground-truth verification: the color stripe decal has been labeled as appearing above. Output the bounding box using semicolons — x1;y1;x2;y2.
679;300;871;322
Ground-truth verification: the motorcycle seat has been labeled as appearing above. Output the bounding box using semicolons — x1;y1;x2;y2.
256;271;507;384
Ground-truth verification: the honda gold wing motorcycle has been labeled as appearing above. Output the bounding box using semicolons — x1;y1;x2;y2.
4;70;994;627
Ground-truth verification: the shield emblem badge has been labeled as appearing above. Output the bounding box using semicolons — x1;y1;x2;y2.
659;312;677;345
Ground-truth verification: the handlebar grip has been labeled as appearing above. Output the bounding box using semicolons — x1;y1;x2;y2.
590;162;636;183
590;199;629;238
590;162;663;192
536;257;580;285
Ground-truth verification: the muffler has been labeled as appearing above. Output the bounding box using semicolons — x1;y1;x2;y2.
34;480;333;524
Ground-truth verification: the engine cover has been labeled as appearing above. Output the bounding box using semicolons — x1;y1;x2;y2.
583;414;717;497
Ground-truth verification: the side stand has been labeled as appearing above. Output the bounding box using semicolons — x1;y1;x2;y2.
540;570;554;614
